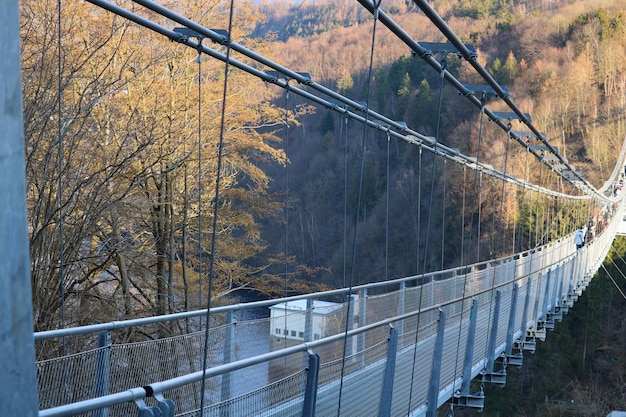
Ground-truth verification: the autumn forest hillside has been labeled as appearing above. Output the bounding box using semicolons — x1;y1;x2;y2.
255;0;626;285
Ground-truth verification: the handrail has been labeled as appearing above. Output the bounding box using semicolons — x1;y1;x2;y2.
34;233;574;341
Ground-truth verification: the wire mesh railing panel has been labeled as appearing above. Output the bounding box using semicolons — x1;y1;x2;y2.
174;369;308;417
403;286;425;314
333;340;389;417
474;300;493;361
496;290;513;348
36;348;101;408
394;331;436;415
440;316;468;391
366;290;401;325
108;328;226;392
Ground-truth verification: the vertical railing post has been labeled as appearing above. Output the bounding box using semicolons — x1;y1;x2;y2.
302;351;320;417
93;331;112;417
426;309;446;417
397;282;405;346
345;294;354;359
378;326;398;417
358;288;367;365
220;310;235;404
304;297;313;342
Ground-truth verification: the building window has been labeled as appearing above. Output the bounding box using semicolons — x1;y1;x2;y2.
291;330;296;337
314;333;320;340
284;329;288;335
275;328;281;335
299;332;304;338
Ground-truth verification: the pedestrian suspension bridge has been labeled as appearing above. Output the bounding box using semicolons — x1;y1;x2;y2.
4;0;626;416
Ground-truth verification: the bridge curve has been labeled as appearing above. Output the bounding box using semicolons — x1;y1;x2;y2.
36;195;624;417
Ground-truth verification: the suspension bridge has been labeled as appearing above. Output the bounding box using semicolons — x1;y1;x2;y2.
3;0;626;416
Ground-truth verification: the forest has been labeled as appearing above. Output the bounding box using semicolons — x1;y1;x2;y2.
21;0;626;414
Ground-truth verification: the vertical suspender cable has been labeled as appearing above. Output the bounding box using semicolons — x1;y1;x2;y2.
516;149;530;253
495;125;512;256
57;0;68;402
385;132;390;281
197;43;203;312
283;87;290;353
482;126;514;373
342;115;348;288
337;2;381;414
467;96;487;264
407;56;447;410
449;99;488;412
533;163;545;247
441;158;447;270
461;165;467;265
199;0;235;412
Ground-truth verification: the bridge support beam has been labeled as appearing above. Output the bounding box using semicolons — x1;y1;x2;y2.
378;327;398;417
426;309;446;417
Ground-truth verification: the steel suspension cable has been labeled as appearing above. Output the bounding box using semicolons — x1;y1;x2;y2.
516;149;530;253
283;87;290;354
197;41;203;313
467;98;487;265
57;0;68;402
533;162;545;248
406;145;423;414
450;100;489;406
441;158;447;270
461;165;467;265
601;264;626;301
495;126;513;257
481;131;513;376
199;0;235;412
408;54;448;413
337;2;381;414
385;132;390;281
342;115;349;288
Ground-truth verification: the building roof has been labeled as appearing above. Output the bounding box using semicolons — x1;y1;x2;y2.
269;299;343;315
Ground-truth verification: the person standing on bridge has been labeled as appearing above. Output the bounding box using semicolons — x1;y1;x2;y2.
574;226;585;250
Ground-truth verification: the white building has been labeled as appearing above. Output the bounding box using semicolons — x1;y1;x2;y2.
269;299;344;342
